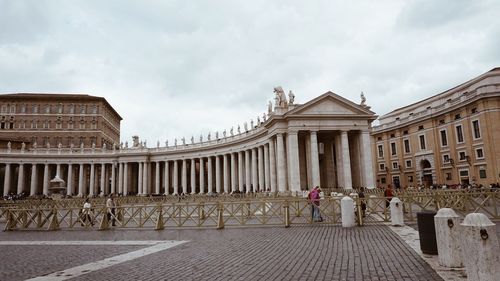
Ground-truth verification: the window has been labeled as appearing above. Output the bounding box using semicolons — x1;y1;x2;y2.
390;142;397;156
419;135;426;150
390;133;395;138
459;170;469;177
403;130;408;135
92;105;98;114
45;105;50;114
79;121;85;129
405;160;412;168
381;178;386;184
10;105;16;113
440;130;448;146
455;114;461;120
418;125;424;130
446;173;452;180
479;169;487;179
439;119;445;125
379;163;385;171
472;120;481;139
471;108;477;114
392;162;399;170
80;105;86;114
476;148;484;159
459;151;466;161
0;105;6;113
404;139;410;153
443;154;450;163
20;104;26;113
408;176;413;183
377;145;383;158
69;104;75;114
456;125;464;143
377;137;382;141
32;105;38;113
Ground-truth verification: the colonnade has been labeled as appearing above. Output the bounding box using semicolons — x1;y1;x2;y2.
1;130;375;197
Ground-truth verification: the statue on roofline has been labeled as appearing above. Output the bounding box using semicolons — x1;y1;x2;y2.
273;86;287;107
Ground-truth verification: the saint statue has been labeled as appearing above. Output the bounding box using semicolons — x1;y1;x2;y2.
268;100;273;114
230;127;234;136
21;142;26;150
181;137;185;145
257;116;261;124
191;136;194;144
273;86;287;107
92;142;96;149
47;142;51;149
360;91;366;106
7;141;11;150
215;131;219;139
207;132;211;141
250;119;254;128
157;140;160;148
263;113;267;122
124;141;128;148
33;141;37;150
103;143;107;150
144;140;147;148
199;134;203;143
237;125;241;134
288;90;295;105
71;143;75;149
174;138;177;146
223;130;226;138
165;140;168;147
244;122;248;131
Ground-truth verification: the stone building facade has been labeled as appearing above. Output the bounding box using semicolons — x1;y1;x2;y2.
0;93;121;149
371;68;500;188
0;90;376;197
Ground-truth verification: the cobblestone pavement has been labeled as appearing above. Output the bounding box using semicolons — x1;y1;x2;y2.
0;225;444;281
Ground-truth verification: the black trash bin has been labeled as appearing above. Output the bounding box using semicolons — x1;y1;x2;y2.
416;211;438;255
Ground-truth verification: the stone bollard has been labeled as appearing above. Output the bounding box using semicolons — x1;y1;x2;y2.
460;213;500;281
390;197;404;226
434;208;462;267
341;196;355;227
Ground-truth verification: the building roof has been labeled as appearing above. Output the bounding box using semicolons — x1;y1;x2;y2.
0;93;122;120
380;67;500;119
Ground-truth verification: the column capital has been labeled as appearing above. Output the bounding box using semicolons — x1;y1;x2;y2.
309;130;318;135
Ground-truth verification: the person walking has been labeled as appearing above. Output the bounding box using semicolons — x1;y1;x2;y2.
384;184;393;208
310;186;323;222
106;194;116;226
358;187;367;217
82;198;94;226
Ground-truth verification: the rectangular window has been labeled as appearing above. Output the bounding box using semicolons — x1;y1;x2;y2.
479;169;487;179
443;154;450;163
459;170;469;177
440;130;448;146
390;142;397;156
456;125;464;143
419;135;426;150
392;162;399;170
377;145;383;158
408;176;413;182
472;120;481;139
446;173;452;180
379;163;385;171
459;151;466;161
405;160;412;168
404;139;410;154
381;178;386;184
476;148;484;159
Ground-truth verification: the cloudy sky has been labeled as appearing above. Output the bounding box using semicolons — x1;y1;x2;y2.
1;0;499;145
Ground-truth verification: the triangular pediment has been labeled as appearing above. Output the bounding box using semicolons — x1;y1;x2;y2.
287;92;376;116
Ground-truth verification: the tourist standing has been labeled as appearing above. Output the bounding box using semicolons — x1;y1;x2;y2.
82;198;93;226
384;184;393;208
106;194;116;226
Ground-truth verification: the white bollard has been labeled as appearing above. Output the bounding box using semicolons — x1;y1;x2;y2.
460;213;500;281
390;197;404;226
434;208;463;267
319;191;324;199
341;196;356;227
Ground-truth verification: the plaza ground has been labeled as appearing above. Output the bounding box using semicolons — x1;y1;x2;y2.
0;224;446;281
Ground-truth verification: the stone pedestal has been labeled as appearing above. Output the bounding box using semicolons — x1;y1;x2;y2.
341;196;355;227
460;213;500;281
434;208;463;267
390;197;404;226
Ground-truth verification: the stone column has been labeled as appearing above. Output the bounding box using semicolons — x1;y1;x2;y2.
223;154;229;193
56;164;61;177
155;161;160;194
17;163;25;194
276;133;287;192
360;130;375;188
78;163;84;196
264;144;270;191
190;159;196;194
251;148;258;192
341;130;353;189
30;164;37;196
199;158;205;194
67;164;73;196
164;161;170;195
238;152;244;192
310;131;321;188
287;132;301;192
89;163;95;196
123;163;129;196
143;162;149;195
182;159;187;194
335;133;344;187
173;160;179;194
3;164;11;196
42;163;49;196
138;162;143;195
245;150;251;193
215;155;221;193
269;139;277;192
231;153;237;192
118;163;124;195
110;163;116;195
258;146;265;191
100;163;106;196
207;157;213;193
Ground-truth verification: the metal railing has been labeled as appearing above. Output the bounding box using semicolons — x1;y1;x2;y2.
2;189;498;231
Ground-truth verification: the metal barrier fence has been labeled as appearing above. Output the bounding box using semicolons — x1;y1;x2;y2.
2;189;498;231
